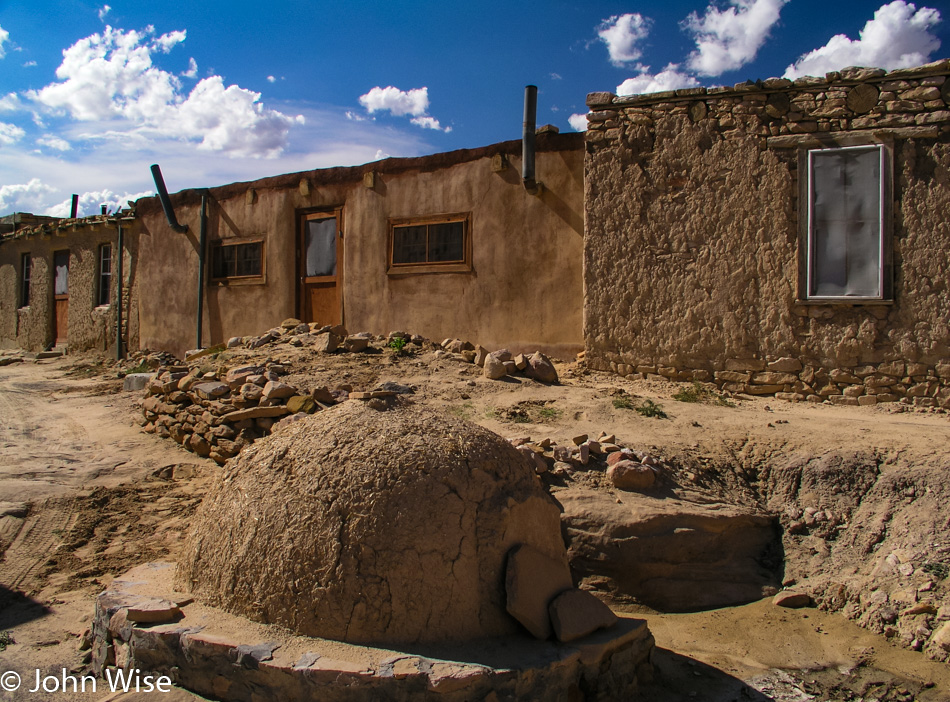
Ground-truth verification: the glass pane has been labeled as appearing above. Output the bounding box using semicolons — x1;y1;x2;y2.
392;225;427;264
100;245;112;276
810;148;881;297
428;222;464;262
306;217;337;277
236;243;262;276
212;246;235;278
54;251;69;295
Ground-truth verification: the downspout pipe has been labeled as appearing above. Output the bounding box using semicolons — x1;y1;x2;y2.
196;193;208;350
150;164;188;233
70;195;79;218
116;221;124;360
522;85;540;195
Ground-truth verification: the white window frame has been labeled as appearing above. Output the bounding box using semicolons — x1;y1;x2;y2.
804;144;890;302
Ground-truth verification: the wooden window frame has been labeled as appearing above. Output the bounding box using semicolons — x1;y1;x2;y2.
387;213;472;276
96;243;113;307
209;238;266;285
798;143;893;304
19;253;31;308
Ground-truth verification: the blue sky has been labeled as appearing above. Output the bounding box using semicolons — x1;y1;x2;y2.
0;0;946;216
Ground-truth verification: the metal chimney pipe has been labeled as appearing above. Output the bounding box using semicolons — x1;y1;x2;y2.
522;85;538;193
70;194;79;218
150;164;188;233
196;193;208;350
100;204;107;215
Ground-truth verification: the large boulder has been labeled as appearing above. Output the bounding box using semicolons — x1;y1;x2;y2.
560;486;781;611
176;402;567;645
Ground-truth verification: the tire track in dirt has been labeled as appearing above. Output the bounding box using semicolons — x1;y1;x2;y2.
2;500;75;594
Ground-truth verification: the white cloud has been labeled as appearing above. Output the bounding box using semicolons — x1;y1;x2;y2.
0;93;21;112
267;75;276;83
36;135;71;151
27;25;302;157
550;72;562;80
182;57;197;78
373;149;391;161
597;13;651;67
23;60;37;67
154;29;186;53
410;115;451;132
0;122;26;145
359;86;429;116
784;1;942;79
684;0;788;76
617;64;701;95
45;188;152;217
0;24;9;59
98;5;111;22
358;85;450;132
0;178;55;212
345;110;371;122
568;113;588;132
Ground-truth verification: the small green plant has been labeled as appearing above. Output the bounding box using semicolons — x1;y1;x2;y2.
126;360;151;375
673;381;735;407
713;394;736;408
612;396;636;410
923;561;949;580
673;382;703;403
537;406;562;421
636;399;668;419
449;402;475;420
387;337;408;355
0;631;14;652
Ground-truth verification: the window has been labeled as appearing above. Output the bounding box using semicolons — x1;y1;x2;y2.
97;243;112;306
19;253;31;308
389;214;471;274
805;144;891;301
211;241;264;281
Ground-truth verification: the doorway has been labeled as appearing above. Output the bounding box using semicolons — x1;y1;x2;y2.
52;250;69;344
299;209;343;325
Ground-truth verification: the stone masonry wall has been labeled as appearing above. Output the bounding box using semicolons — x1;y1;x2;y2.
584;59;950;406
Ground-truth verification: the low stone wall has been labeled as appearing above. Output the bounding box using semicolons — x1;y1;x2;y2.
593;357;950;408
583;59;950;403
88;563;655;702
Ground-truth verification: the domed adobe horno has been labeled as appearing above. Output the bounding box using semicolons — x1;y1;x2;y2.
176;401;568;645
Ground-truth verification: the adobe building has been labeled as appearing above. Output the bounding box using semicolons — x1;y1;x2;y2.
0;131;584;359
583;59;950;407
0;212;138;354
137;131;584;359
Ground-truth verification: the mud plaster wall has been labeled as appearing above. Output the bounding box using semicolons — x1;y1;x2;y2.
584;62;950;407
0;223;138;353
138;135;584;359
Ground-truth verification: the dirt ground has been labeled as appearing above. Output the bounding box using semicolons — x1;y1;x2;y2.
0;342;949;701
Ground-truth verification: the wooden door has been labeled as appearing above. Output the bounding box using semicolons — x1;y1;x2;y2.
53;250;69;344
299;210;343;325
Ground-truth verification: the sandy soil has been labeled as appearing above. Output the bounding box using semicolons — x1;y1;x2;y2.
0;347;948;701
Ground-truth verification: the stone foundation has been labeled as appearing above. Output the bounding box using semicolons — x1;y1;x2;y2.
591;356;950;406
90;563;655;702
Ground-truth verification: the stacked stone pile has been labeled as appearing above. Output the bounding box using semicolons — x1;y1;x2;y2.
508;431;669;492
607;357;950;408
139;360;356;464
226;318;386;354
138;318;404;463
435;338;560;384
